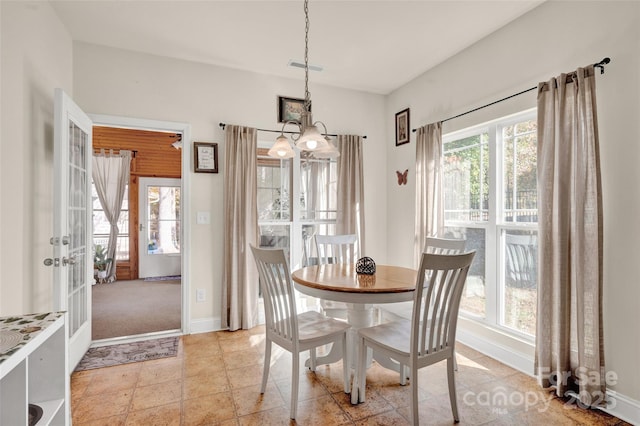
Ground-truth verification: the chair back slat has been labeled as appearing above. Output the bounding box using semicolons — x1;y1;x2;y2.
413;252;475;357
250;245;298;343
424;237;466;255
315;234;358;265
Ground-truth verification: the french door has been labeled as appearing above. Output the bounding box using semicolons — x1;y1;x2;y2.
53;89;93;370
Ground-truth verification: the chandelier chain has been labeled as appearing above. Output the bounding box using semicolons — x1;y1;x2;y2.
304;0;310;112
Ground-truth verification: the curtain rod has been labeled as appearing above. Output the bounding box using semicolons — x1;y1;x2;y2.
412;57;610;132
219;122;367;139
93;148;138;158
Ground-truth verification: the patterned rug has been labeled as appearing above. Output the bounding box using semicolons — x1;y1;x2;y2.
143;275;181;281
75;337;179;371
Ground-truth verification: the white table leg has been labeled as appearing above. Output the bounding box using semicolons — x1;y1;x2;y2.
304;303;374;369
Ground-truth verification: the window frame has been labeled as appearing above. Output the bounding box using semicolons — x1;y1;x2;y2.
256;144;338;269
443;108;538;342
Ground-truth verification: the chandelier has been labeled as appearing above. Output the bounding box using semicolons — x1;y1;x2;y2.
268;0;339;160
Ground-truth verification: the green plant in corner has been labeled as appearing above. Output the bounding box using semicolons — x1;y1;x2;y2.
93;244;113;272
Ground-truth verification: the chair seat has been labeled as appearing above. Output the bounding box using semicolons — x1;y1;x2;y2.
359;320;412;355
297;311;350;342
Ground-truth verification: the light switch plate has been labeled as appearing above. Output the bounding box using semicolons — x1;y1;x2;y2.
196;288;205;302
196;211;210;225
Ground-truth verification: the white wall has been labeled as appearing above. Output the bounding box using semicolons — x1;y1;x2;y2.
386;0;640;411
72;42;387;325
0;1;73;314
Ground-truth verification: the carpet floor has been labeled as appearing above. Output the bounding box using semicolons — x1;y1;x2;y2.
92;279;181;340
75;337;179;371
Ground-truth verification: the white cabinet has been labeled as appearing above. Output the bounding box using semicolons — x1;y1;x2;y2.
0;312;69;425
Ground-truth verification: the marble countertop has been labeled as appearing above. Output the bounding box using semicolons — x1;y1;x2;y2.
0;312;65;364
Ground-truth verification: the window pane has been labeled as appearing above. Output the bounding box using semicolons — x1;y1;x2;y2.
147;186;180;254
300;157;337;221
93;211;110;235
257;158;291;221
445;226;486;318
444;133;489;222
501;229;537;336
92;184;130;260
259;225;291;259
114;236;129;261
502;120;537;223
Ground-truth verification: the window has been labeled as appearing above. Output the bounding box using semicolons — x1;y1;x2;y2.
92;184;130;260
257;147;337;268
443;109;537;338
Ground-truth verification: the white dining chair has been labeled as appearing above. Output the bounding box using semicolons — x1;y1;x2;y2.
376;237;467;382
249;245;351;420
355;251;475;425
314;234;358;320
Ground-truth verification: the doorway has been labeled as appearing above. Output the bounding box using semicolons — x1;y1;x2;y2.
90;114;191;343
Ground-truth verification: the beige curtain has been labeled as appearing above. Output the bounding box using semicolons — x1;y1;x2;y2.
92;149;131;283
535;65;605;404
336;135;365;251
414;123;443;268
222;125;259;331
306;161;330;219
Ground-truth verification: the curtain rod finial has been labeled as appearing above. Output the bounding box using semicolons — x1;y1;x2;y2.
595;57;611;74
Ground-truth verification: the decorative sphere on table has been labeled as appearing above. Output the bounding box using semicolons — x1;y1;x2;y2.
356;257;376;275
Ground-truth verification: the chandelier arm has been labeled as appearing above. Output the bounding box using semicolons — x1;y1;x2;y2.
281;120;304;142
313;121;329;138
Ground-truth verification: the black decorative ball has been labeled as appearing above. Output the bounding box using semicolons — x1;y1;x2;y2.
356;257;376;275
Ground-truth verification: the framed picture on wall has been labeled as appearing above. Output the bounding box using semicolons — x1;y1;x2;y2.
395;108;410;146
278;96;310;124
194;142;218;173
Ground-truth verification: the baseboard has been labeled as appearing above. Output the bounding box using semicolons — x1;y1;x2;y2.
189;317;222;334
601;390;640;425
457;328;640;425
456;327;535;375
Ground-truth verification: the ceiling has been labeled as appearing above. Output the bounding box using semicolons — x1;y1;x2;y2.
50;0;544;95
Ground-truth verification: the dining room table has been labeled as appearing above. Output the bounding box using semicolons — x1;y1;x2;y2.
291;262;418;404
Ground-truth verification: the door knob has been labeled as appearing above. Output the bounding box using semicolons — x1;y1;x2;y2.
62;256;76;266
44;258;60;267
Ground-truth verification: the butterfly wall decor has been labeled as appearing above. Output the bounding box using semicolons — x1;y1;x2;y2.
396;169;408;186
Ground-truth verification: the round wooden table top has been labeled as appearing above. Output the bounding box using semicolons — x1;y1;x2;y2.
291;263;417;294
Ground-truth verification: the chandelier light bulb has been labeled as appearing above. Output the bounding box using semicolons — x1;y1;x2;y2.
268;135;295;159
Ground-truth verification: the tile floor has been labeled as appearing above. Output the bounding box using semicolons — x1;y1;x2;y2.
71;327;628;425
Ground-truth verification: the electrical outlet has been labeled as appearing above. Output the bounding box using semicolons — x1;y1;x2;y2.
196;288;205;302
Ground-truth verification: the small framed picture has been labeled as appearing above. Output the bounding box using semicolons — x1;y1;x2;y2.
395;108;410;146
194;142;218;173
278;96;310;123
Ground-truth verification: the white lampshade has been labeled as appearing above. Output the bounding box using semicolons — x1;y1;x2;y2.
268;135;295;159
296;124;329;151
313;138;340;159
